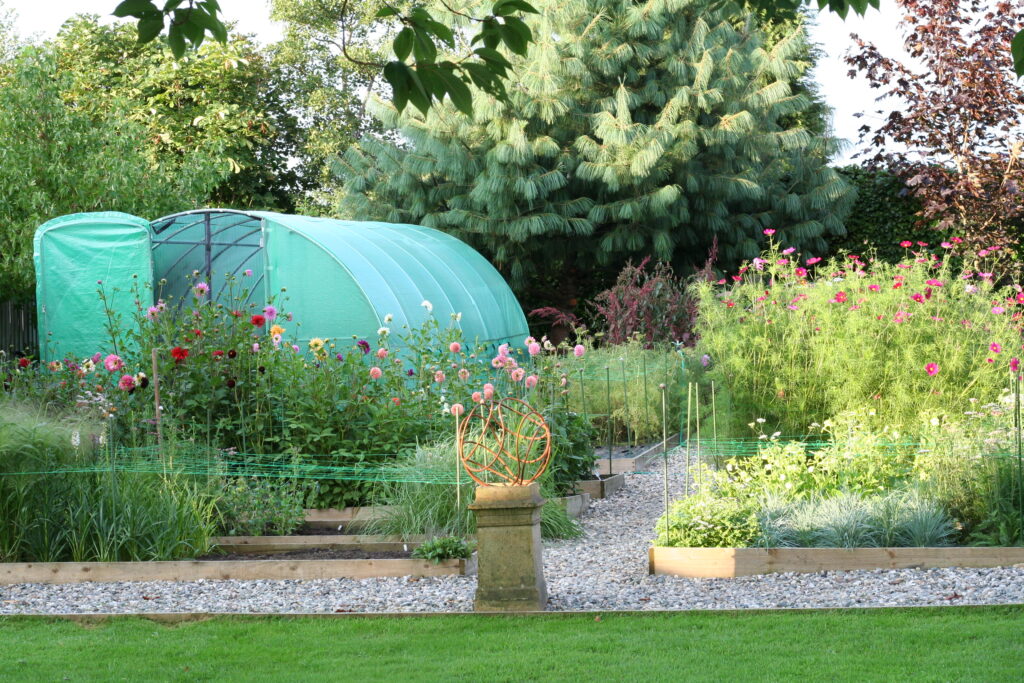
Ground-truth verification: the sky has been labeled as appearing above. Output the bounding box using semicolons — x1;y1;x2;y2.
3;0;911;164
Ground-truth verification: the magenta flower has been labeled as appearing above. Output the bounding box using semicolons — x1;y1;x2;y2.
243;269;253;277
1011;357;1020;373
117;374;136;391
911;293;925;303
925;279;944;287
868;284;880;292
782;247;796;255
357;340;370;354
991;343;1002;353
763;229;776;236
806;257;821;266
795;267;807;277
900;240;912;248
925;362;940;376
573;344;586;358
263;305;278;321
831;291;848;304
992;306;1006;314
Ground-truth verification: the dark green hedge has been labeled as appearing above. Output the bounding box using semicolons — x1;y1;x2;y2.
830;166;936;263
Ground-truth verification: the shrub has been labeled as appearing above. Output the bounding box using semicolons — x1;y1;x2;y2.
215;477;312;537
655;495;760;548
592;259;695;346
543;409;598;496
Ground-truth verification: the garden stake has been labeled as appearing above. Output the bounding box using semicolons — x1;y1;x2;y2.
150;347;164;461
620;358;630;447
605;366;612;477
1017;372;1023;532
642;353;650;436
454;410;462;522
579;367;588;419
685;381;692;497
695;382;701;492
711;380;720;469
661;383;670;544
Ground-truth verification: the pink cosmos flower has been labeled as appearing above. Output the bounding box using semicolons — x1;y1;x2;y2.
831;291;848;304
458;368;470;381
103;354;124;373
1011;358;1020;373
978;249;990;257
528;342;541;356
925;279;943;287
263;305;278;321
795;267;807;277
525;375;538;389
472;391;483;403
917;241;929;247
900;240;912;248
991;343;1002;353
193;282;210;297
118;374;136;391
449;342;461;353
763;229;776;236
573;345;585;358
434;371;446;383
868;284;880;292
911;293;925;303
987;357;995;363
451;403;465;417
952;237;963;243
979;272;994;279
787;305;799;311
806;257;821;266
941;241;952;248
782;247;796;255
752;257;767;271
993;306;1006;315
925;362;940;376
776;259;789;266
369;367;383;380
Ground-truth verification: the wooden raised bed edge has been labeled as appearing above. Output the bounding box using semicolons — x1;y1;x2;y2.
648;546;1024;578
574;473;626;500
596;434;680;475
0;555;476;585
213;534;432;554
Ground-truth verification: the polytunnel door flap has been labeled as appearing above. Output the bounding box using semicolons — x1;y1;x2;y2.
34;212;154;362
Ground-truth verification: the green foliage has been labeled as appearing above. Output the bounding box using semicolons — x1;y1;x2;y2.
655;494;760;547
411;536;475;563
336;0;852;297
215;477;312;536
756;491;956;548
0;47;221;302
830;166;934;263
112;0;228;58
543;409;597;496
693;243;1022;438
52;15;299;210
0;401;216;562
592;259;696;346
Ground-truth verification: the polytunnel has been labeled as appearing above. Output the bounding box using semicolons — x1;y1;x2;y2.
35;209;529;361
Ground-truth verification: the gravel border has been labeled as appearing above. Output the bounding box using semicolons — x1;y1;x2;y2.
3;447;1024;614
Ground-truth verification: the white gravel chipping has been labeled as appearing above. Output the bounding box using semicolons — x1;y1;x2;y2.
3;446;1024;615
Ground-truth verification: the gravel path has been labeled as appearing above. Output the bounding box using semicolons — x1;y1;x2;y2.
3;447;1024;614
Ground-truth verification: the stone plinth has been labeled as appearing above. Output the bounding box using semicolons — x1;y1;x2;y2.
469;482;547;612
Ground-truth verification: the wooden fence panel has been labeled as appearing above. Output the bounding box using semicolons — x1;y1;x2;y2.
0;299;37;355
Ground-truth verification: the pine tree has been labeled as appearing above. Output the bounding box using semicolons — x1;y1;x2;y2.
334;0;852;298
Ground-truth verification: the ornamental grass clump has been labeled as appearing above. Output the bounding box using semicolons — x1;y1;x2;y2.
693;237;1023;439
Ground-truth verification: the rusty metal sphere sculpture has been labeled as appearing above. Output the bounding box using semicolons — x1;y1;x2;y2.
456;397;552;486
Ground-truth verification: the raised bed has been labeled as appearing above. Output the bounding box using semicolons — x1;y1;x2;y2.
0;554;476;585
648;546;1024;578
574;473;625;500
556;492;591;520
303;506;393;532
213;534;431;554
595;435;679;476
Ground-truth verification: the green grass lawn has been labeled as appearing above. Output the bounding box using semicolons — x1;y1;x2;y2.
1;607;1022;681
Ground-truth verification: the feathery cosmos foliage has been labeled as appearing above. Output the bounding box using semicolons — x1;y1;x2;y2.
334;0;853;294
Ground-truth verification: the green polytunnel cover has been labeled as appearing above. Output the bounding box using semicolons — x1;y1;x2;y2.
149;210;529;353
33;212;153;363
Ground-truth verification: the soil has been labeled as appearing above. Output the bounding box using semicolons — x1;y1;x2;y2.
195;547;413;561
296;526;355;536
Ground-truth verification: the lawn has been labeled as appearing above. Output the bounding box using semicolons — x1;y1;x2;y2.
1;607;1021;681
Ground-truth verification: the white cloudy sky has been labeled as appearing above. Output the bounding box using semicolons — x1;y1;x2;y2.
4;0;910;164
